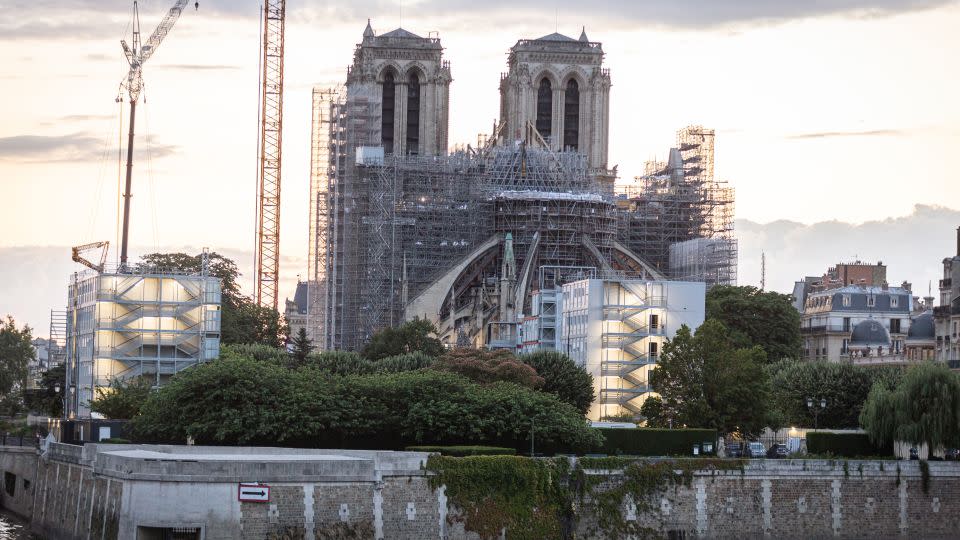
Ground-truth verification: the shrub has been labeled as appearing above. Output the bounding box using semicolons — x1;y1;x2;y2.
406;445;516;456
597;428;717;456
806;432;891;457
434;348;543;389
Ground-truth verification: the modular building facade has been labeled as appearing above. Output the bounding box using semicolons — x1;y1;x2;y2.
66;269;222;418
548;279;705;421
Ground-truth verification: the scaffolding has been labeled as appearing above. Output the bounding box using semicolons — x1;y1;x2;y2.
617;126;737;286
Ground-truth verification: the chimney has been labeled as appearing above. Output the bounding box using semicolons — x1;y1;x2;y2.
956;226;960;257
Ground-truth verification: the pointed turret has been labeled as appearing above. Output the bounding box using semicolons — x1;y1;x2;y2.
579;26;589;42
363;19;375;38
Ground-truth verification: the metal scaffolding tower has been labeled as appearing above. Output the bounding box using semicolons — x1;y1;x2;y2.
254;0;286;310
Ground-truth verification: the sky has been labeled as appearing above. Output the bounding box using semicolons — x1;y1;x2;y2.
1;0;959;335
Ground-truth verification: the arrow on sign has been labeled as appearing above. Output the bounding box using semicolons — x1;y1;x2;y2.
238;483;270;502
241;489;265;497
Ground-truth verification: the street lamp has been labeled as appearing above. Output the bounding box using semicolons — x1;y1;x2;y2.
806;397;827;431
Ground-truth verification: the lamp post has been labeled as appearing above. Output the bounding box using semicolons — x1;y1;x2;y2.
806;397;827;431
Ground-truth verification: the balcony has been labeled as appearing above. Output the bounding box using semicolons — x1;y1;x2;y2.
941;278;952;289
800;324;849;334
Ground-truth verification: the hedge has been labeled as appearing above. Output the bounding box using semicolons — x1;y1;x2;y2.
806;432;891;457
597;428;718;456
406;445;516;456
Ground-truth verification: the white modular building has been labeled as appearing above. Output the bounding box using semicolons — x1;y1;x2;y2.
65;268;222;418
553;279;705;421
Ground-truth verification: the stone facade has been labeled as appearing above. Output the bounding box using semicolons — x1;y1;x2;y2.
347;21;452;157
498;30;611;173
6;444;960;539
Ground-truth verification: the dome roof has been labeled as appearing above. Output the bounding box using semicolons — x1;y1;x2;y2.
850;319;890;347
907;312;935;340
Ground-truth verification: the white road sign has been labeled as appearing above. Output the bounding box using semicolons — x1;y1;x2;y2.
238;483;270;502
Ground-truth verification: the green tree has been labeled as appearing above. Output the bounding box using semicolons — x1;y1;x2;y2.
434;348;544;389
89;378;153;419
520;351;595;414
768;360;902;429
131;353;602;452
639;396;668;428
289;328;314;363
0;316;33;408
647;320;773;435
361;318;444;360
861;363;960;451
138;252;287;347
705;285;801;362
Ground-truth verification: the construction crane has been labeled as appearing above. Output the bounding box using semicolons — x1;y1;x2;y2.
72;242;110;273
118;0;193;268
254;0;286;310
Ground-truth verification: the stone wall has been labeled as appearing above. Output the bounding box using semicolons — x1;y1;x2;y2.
5;444;960;539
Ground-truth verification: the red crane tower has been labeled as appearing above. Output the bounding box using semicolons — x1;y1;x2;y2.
254;0;286;310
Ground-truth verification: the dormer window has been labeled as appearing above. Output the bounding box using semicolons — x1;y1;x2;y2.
867;295;876;308
890;296;899;308
842;294;851;307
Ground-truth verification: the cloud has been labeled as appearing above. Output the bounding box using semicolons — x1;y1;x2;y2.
737;204;960;297
155;64;242;71
0;133;178;163
0;0;954;37
786;129;905;140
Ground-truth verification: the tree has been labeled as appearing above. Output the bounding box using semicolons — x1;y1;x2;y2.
139;252;288;347
647;320;773;435
289;328;314;363
520;351;595;414
361;318;444;360
25;364;66;417
0;316;33;407
131;354;602;452
768;360;903;429
705;285;801;362
89;378;153;419
861;363;960;452
434;348;544;389
639;396;668;428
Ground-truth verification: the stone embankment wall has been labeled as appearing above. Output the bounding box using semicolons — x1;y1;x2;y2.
0;446;39;519
3;444;960;539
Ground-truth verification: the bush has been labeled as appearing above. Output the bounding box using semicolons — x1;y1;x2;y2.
406;445;516;456
434;349;543;389
302;351;434;375
597;428;717;456
806;432;891;457
131;356;601;452
101;437;131;444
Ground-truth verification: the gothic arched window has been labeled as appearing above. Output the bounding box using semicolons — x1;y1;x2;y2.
536;78;552;142
407;72;421;155
564;79;580;151
381;71;396;154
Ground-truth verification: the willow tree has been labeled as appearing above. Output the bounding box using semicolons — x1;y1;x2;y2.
861;362;960;452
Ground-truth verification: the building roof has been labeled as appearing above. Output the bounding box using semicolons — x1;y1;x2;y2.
907;311;935;340
535;32;578;42
294;282;308;315
811;285;911;296
850;319;890;347
380;28;422;39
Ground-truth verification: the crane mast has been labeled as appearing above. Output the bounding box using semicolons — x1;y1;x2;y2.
118;0;192;267
254;0;286;310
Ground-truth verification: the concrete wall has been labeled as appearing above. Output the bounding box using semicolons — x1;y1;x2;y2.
6;444;960;539
0;446;38;520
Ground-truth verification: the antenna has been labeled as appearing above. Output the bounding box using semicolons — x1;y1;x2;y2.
760;252;766;291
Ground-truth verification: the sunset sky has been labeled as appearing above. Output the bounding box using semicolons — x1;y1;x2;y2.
1;0;958;333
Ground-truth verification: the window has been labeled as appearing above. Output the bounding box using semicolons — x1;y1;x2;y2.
406;72;421;155
650;314;659;330
842;339;849;354
867;295;876;308
563;79;579;151
381;71;396;154
4;472;15;497
890;295;899;308
842;294;851;307
890;319;901;334
843;317;851;332
649;341;658;358
536;78;552;141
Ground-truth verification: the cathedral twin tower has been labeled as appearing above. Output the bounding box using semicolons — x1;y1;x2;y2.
346;20;611;171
